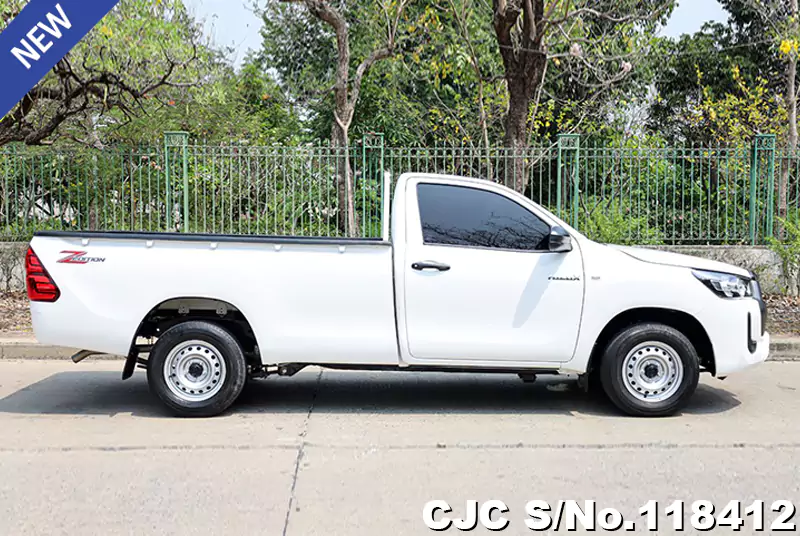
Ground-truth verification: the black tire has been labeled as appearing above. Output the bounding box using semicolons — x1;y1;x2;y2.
147;320;247;417
599;323;700;417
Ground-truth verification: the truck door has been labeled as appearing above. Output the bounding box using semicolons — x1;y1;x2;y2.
400;178;584;364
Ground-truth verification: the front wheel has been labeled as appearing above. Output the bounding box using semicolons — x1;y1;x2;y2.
147;321;247;417
600;323;700;417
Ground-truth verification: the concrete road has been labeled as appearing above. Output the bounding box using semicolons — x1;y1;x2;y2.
0;361;798;535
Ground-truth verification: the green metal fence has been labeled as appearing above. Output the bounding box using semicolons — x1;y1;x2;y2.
0;132;796;245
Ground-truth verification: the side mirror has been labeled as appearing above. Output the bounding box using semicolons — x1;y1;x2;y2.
549;226;573;253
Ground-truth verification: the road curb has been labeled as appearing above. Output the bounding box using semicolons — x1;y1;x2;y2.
767;338;800;362
1;339;800;361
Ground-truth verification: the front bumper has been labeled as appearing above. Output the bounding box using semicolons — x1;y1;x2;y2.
739;329;770;372
707;297;770;376
702;273;769;376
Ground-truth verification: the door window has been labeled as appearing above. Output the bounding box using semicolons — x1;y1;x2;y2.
416;183;551;251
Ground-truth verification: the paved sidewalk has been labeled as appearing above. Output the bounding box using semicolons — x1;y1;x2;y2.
1;333;799;360
0;334;119;360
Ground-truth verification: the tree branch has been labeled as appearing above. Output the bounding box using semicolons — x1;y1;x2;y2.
0;28;202;146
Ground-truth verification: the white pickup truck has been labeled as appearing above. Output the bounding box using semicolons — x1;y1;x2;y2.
26;173;769;417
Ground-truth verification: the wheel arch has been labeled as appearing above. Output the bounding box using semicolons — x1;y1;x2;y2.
128;296;260;368
587;307;715;377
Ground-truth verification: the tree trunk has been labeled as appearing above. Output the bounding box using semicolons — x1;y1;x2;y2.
492;0;547;194
502;79;530;194
781;56;796;238
501;56;546;195
331;118;358;237
298;0;404;237
782;0;799;240
314;0;359;239
789;56;797;152
791;0;799;153
474;66;493;180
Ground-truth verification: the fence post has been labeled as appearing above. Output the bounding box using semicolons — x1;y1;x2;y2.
164;131;189;232
183;137;189;233
750;134;776;245
557;134;581;228
749;142;757;245
91;153;98;231
763;135;776;240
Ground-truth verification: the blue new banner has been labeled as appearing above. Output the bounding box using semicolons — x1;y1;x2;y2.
0;0;120;118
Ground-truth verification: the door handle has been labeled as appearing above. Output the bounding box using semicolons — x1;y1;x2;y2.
412;261;451;272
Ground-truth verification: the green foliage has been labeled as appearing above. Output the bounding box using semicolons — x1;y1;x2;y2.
0;137;790;247
0;0;213;145
257;0;669;148
0;1;305;147
575;132;774;245
99;2;301;145
532;1;671;139
648;23;779;144
2;0;799;252
768;217;800;295
649;0;800;146
236;58;303;144
769;218;800;270
112;56;303;146
393;0;506;146
85;1;200;84
688;65;787;144
582;197;664;245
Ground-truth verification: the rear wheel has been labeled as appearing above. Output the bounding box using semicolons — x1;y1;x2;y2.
600;323;699;417
147;321;247;417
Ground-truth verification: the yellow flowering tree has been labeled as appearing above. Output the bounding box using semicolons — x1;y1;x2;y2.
774;5;800;229
690;65;787;144
722;0;800;228
780;38;799;56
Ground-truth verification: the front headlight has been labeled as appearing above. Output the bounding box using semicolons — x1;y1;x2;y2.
692;270;753;299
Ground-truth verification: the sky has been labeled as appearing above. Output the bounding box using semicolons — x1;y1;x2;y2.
185;0;263;67
662;0;729;37
184;0;730;69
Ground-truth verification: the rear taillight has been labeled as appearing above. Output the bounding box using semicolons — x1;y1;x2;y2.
26;247;60;302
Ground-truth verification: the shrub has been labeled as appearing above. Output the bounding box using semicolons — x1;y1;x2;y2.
581;198;664;245
768;218;800;296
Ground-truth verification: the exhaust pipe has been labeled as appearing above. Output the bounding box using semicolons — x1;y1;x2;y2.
71;350;100;364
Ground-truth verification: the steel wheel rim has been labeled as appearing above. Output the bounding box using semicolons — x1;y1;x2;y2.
163;340;227;402
621;341;684;403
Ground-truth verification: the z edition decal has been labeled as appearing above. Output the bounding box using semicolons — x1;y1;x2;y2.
57;251;106;264
0;0;120;118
